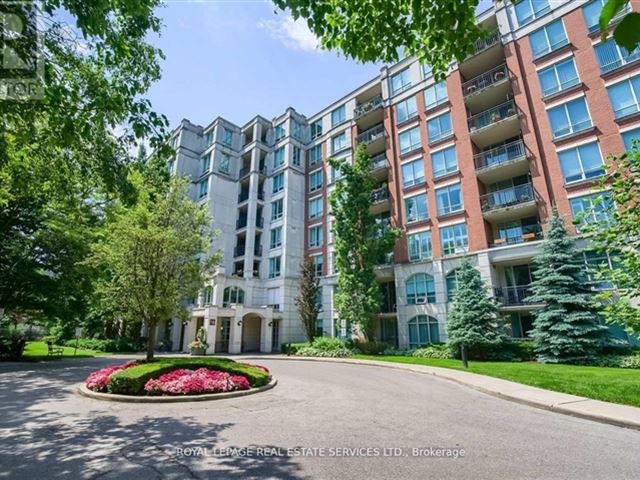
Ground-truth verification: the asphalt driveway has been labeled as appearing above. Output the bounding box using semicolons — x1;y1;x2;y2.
0;356;638;480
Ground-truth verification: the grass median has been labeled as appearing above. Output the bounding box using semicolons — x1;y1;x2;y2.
354;355;640;408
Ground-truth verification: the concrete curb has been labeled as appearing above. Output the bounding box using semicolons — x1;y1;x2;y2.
249;355;640;431
76;377;277;403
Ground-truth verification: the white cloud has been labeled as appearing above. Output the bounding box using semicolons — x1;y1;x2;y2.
258;14;320;53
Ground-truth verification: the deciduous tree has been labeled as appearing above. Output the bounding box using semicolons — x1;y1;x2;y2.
294;256;321;342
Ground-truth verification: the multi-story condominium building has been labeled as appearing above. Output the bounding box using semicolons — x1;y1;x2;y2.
166;0;639;353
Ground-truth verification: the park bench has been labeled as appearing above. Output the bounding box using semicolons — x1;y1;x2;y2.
47;341;64;357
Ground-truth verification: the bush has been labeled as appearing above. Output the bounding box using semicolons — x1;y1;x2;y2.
0;326;27;361
592;354;640;369
108;357;270;395
382;347;414;356
281;342;309;355
311;336;348;352
64;338;140;353
412;344;453;359
352;340;388;355
295;346;352;358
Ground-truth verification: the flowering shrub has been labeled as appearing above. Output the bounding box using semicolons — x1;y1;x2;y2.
144;368;251;395
85;361;139;392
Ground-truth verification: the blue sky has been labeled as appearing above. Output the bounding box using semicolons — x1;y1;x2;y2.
147;1;383;129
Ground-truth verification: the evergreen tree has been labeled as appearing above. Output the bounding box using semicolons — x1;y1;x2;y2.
528;209;608;363
446;258;506;366
294;256;321;342
328;144;402;341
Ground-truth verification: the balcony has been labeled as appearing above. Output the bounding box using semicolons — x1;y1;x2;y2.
492;226;543;248
470;29;500;57
239;166;250;178
354;95;384;119
238;192;249;203
494;286;535;307
468;100;520;148
480;183;537;221
257;190;265;201
358;123;386;144
375;253;395;280
370;186;390;214
236;217;247;230
256;217;264;228
463;64;511;112
460;29;503;80
233;246;245;258
474;139;529;183
254;245;263;257
370;153;389;180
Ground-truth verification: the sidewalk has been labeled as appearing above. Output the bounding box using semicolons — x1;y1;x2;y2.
256;355;640;431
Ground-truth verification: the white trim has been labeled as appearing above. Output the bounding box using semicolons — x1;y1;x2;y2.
425;108;451;122
555;135;600;153
429;140;456;154
619;122;640;133
566;186;611;200
397;122;421;135
434;178;461;189
406;225;432;234
438;218;466;229
403;190;427;200
535;50;574;71
400;153;423;164
604;71;640;88
544;91;585;110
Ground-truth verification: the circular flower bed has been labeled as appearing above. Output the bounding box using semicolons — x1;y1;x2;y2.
83;358;271;398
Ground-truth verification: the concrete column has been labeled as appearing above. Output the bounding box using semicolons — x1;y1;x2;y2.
260;310;274;353
229;307;243;353
243;149;261;278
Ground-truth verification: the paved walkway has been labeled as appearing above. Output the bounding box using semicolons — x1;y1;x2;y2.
0;356;639;479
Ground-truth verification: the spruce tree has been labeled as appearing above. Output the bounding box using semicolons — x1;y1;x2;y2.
528;209;608;363
446;258;506;366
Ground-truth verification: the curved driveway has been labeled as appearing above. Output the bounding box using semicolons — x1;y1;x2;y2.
0;356;638;480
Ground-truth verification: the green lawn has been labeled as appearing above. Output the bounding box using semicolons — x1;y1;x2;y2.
354;355;640;408
22;341;100;361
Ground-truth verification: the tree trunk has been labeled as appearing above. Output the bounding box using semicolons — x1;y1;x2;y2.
460;343;469;368
146;321;157;362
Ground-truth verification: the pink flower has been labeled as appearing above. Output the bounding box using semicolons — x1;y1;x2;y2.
85;360;139;392
143;368;252;396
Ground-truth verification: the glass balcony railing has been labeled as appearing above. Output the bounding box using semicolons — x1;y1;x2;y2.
462;64;509;96
371;186;390;204
474;139;527;170
468;100;517;133
494;286;531;306
492;226;542;247
480;183;535;212
358;123;385;143
370;153;388;171
354;95;384;119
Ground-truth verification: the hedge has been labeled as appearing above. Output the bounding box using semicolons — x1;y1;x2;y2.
64;338;140;353
108;357;270;395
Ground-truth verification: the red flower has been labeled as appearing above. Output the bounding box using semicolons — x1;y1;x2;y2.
143;368;251;396
85;361;139;392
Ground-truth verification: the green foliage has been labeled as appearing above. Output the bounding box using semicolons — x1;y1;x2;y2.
188;326;209;351
273;0;487;79
593;353;640;369
600;0;640;52
583;146;640;336
294;337;352;357
294;256;321;342
446;258;506;359
529;210;608;363
351;340;388;356
0;321;28;361
63;338;140;353
92;174;218;361
108;357;269;395
281;342;309;355
329;144;402;340
412;344;453;359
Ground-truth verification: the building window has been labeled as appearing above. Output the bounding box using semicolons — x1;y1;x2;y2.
309;169;323;192
222;286;244;307
405;193;428;223
331;105;346;127
440;223;468;256
547;97;592;139
270;226;282;249
203;286;213;305
583;250;616;290
427;112;453;144
274;147;285;168
219;153;230;174
399;126;421;154
332;131;348;153
311;119;323;139
312;254;323;277
271;198;283;221
510;312;534;338
396;97;418;123
422;63;432;77
293;146;302;166
222;128;233;147
309;197;323;219
622;127;640;150
570;192;614;232
268;256;281;278
309;144;322;165
424;81;448;110
446;270;459;302
408;315;440;347
274;123;285;141
272;172;284;193
436;183;463;216
607;76;640;119
529;19;568;59
594;39;640;74
201;154;211;174
309;225;323;247
407;231;432;261
583;0;630;33
538;57;580;98
558;141;604;184
391;68;412;95
515;0;550;27
198;179;208;199
291;121;302;141
401;159;425;188
406;274;436;304
431;145;458;178
203;131;213;146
